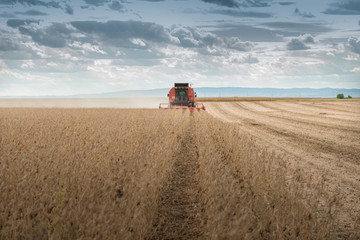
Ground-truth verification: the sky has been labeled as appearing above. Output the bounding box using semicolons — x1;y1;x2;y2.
0;0;359;96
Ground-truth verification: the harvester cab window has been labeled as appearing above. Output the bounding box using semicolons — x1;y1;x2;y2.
175;88;188;103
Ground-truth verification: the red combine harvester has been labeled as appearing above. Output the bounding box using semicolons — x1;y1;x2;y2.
159;83;205;112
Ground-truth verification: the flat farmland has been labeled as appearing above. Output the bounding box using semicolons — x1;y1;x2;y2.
1;100;359;239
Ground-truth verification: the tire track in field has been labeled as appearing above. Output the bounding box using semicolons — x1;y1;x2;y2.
151;124;204;240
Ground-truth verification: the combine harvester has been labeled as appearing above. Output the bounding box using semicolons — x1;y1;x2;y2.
159;83;205;112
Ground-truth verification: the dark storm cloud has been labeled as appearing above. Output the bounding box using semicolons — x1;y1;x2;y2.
201;0;239;8
263;22;332;34
7;19;39;28
278;2;295;5
323;0;360;15
210;9;272;18
348;37;360;54
15;10;47;16
293;8;315;18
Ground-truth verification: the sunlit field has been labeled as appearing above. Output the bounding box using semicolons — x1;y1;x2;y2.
1;101;360;239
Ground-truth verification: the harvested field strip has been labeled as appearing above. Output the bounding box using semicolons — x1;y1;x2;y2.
289;102;360;122
151;123;203;239
254;101;360;134
210;102;360;181
273;101;360;126
297;102;360;114
307;102;360;113
238;102;360;153
206;102;360;235
217;102;360;164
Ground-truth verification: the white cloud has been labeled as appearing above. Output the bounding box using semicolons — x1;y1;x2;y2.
23;42;47;58
21;60;35;69
69;41;107;55
130;38;146;47
350;67;360;73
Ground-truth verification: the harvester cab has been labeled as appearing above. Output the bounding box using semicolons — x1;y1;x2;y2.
159;83;205;112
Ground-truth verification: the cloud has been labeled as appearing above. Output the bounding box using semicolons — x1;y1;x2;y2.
323;0;360;15
108;1;124;12
225;37;253;51
69;41;107;55
171;26;219;48
293;8;315;18
83;0;110;7
263;22;332;34
300;34;315;44
201;0;271;8
15;10;47;16
241;0;271;7
0;12;16;18
348;37;360;54
71;20;177;45
287;38;309;50
0;0;62;8
65;4;74;15
278;2;295;5
350;67;360;73
0;0;75;14
0;35;20;51
201;0;239;8
210;23;284;42
17;23;73;48
210;9;272;18
6;19;39;28
287;34;315;50
170;26;252;51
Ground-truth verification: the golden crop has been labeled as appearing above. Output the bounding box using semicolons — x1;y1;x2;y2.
0;108;358;239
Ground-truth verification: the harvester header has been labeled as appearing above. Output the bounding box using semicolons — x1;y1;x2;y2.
159;83;205;112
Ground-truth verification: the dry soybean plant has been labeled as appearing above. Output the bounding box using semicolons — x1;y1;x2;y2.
0;108;188;239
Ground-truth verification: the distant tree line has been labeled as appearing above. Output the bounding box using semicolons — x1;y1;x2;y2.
336;93;352;99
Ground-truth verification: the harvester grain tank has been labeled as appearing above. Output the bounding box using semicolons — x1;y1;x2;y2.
159;83;205;112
